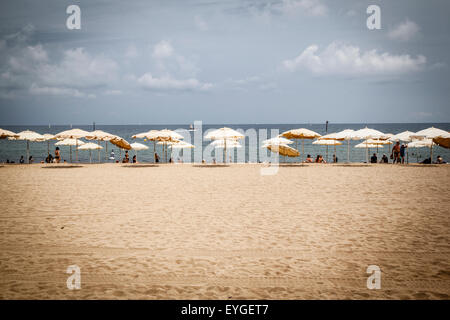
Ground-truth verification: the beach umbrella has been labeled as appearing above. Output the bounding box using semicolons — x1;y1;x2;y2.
42;133;56;157
264;143;300;161
389;131;415;142
205;127;244;163
132;130;160;162
312;139;342;162
130;142;149;162
350;127;385;163
355;142;383;160
326;129;354;163
55;139;85;162
0;128;19;139
410;127;447;163
16;130;45;163
54;129;90;162
109;136;132;162
211;140;242;148
170;141;194;161
280;128;321;163
77;142;103;163
262;137;293;145
152;129;184;163
432;132;450;149
86;130;115;162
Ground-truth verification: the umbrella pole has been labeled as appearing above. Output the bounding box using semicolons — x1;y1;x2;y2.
302;140;304;163
347;140;350;163
326;145;328;163
224;139;227;164
89;150;92;163
47;141;50;156
76;138;78;162
295;140;298;163
27;141;30;164
70;145;72;163
105;141;108;161
430;144;433;164
154;140;156;163
98;139;101;163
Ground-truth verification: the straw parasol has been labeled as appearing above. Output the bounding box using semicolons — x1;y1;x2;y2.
42;133;56;157
55;139;85;162
264;143;300;160
130;142;149;162
16;130;45;163
262;137;293;145
109;136;131;162
350;127;385;163
312;139;342;162
410;127;447;163
389;131;416;142
78;142;103;163
86;130;115;162
0;128;19;139
54;129;90;162
205;127;244;163
280;128;321;163
432;132;450;149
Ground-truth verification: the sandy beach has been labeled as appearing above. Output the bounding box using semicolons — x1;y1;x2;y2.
0;163;449;299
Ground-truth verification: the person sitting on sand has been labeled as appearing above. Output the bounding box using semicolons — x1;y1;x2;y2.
421;157;431;164
28;155;33;164
380;154;389;163
370;153;377;163
55;147;61;163
19;156;24;164
315;155;326;163
109;150;115;161
305;154;313;163
124;151;129;163
154;153;160;163
132;155;137;163
391;142;401;164
436;156;446;164
46;153;54;163
333;154;338;163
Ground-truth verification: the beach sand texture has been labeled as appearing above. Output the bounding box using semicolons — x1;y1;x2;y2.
0;163;449;299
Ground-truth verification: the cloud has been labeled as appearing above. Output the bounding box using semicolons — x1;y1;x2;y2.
282;42;426;76
137;73;212;91
0;26;119;99
388;20;420;42
30;84;95;98
152;40;174;59
125;44;139;59
279;0;328;17
194;15;208;31
247;0;328;18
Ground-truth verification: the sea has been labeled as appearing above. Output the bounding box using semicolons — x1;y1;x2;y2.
1;123;449;164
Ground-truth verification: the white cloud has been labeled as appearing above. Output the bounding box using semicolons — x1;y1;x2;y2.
388;20;420;42
125;44;139;59
137;73;212;91
103;89;123;95
194;15;208;31
30;84;95;98
279;0;328;17
152;40;174;59
283;42;426;76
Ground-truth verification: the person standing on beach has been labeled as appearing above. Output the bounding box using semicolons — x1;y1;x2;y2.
391;142;401;164
55;147;61;163
400;144;406;164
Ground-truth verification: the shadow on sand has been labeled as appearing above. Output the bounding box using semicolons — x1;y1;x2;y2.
122;164;159;168
192;164;230;168
41;165;84;169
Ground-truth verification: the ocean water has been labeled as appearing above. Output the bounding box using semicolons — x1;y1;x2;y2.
1;123;449;164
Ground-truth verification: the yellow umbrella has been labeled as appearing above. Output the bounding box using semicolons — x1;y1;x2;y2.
0;128;19;139
281;128;321;162
265;143;300;161
432;133;450;149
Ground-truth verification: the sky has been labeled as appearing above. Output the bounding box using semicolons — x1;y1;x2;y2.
0;0;449;125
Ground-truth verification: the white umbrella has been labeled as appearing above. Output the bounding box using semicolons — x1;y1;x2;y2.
0;128;19;139
350;127;385;163
389;131;416;142
77;142;103;163
330;129;355;163
55;129;90;162
280;128;321;163
410;127;447;163
171;141;194;149
152;129;184;163
205;127;244;163
130;142;149;162
86;130;115;162
55;139;86;162
262;137;293;145
16;130;45;163
211;140;242;148
313;139;342;162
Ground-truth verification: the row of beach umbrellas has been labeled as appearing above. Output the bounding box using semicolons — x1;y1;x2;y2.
1;126;449;164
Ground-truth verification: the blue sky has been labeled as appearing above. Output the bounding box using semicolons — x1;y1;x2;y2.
0;0;449;125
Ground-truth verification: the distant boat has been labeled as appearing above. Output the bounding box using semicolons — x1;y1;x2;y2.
188;124;196;132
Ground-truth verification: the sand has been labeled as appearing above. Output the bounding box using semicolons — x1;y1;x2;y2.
0;163;449;299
